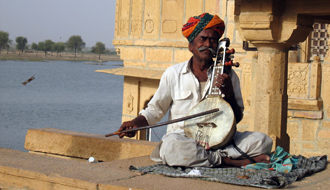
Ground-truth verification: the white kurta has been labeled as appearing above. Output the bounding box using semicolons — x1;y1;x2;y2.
140;59;272;167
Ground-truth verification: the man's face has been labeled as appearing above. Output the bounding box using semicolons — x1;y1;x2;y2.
189;28;219;62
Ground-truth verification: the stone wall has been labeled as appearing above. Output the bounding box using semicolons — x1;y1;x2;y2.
286;57;328;157
97;0;330;157
285;42;330;157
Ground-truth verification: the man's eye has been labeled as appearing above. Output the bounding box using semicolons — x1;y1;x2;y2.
200;37;207;41
210;39;217;43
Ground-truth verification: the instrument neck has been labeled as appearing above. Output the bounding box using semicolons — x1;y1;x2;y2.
208;40;227;97
208;64;224;96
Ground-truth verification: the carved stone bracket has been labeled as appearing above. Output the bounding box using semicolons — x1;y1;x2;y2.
235;1;314;46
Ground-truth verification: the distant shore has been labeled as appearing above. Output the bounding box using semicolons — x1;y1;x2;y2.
0;51;121;62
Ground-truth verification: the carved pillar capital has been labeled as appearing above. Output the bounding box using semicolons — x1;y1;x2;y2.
235;0;314;46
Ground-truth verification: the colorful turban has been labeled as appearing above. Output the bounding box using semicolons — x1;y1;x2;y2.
182;13;225;43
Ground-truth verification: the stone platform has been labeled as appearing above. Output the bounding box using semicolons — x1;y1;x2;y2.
24;128;158;162
0;128;329;189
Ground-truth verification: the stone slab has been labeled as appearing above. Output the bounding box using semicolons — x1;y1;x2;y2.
24;128;158;162
0;148;146;190
1;148;330;190
288;99;322;111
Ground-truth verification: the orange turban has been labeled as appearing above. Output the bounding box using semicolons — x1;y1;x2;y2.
182;13;225;43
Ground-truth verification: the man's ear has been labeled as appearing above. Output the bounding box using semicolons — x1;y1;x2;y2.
188;43;193;52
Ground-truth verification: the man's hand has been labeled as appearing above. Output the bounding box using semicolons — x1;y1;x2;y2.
214;73;234;101
118;115;149;138
214;73;243;123
118;121;138;138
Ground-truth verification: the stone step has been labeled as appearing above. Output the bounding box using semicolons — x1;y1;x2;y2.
24;128;157;161
0;148;150;190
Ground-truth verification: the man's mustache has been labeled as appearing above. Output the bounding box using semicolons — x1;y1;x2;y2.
197;46;216;56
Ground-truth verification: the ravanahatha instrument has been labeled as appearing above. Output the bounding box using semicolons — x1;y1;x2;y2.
184;38;239;150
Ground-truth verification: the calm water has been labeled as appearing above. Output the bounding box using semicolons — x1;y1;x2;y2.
0;60;165;152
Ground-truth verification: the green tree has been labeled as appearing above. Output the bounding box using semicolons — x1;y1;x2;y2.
0;31;10;54
37;41;45;54
67;35;85;58
38;40;54;57
5;39;12;53
52;42;66;57
15;36;28;56
44;40;54;54
92;42;106;60
31;43;38;56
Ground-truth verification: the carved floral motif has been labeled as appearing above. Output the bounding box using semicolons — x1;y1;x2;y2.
288;64;309;98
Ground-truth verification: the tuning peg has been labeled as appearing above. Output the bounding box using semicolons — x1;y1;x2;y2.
226;48;235;54
224;61;240;67
232;62;240;67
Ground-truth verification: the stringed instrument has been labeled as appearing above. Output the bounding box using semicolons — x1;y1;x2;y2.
184;38;239;150
105;38;239;143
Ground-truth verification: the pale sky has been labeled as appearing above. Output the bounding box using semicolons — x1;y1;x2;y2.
0;0;117;48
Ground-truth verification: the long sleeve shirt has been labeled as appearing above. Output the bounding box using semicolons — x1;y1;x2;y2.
139;59;244;134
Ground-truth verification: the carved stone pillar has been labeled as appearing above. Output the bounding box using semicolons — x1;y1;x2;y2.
250;44;290;150
234;0;314;151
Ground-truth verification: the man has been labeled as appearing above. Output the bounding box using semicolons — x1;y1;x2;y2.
118;13;272;167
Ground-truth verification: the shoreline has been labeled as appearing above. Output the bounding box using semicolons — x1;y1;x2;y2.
0;52;122;62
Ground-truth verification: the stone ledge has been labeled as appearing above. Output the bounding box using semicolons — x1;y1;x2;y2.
96;67;164;80
24;128;157;162
288;110;323;119
0;165;98;190
288;98;322;111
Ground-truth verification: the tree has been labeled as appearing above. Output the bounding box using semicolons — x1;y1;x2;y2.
67;35;85;58
52;42;66;57
44;40;54;55
0;31;10;54
38;40;54;57
15;36;28;56
92;42;106;60
31;43;38;56
5;39;12;54
37;41;45;55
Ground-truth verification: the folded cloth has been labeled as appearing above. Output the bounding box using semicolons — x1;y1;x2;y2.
242;146;299;173
130;147;328;189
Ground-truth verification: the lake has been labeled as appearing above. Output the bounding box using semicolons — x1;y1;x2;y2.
0;60;165;152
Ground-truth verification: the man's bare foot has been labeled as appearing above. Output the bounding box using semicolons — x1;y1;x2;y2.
222;154;270;167
252;154;270;164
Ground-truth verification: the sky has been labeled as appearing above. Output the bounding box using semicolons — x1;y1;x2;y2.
0;0;117;48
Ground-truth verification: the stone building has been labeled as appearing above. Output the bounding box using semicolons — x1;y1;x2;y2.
97;0;330;158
